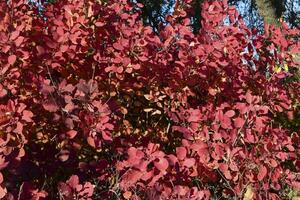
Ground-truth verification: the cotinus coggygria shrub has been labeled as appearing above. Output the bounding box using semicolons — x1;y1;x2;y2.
0;0;299;199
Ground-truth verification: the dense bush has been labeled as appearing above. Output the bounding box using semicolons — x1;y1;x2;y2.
0;0;299;199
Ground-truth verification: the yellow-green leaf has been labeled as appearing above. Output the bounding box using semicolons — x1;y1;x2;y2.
284;63;288;72
273;65;281;73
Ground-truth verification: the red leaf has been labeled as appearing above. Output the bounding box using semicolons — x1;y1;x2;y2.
67;175;79;188
234;117;245;128
183;158;195;168
257;165;267;181
66;130;77;139
14;122;23;134
22;110;33;122
14;36;24;47
218;60;229;67
95;21;105;27
0;86;7;98
0;185;7;199
117;67;123;73
154;157;169;171
208;87;217;96
138;55;148;62
245;131;255;143
36;46;45;55
286;144;295;151
58;150;70;162
167;154;178;166
246;92;253;104
268;159;278;168
188;109;202;122
113;42;124;51
60;45;69;52
10;30;20;40
57;27;64;36
8;55;16;65
229;161;239;171
220;116;232;129
123;191;132;200
255;117;264;130
43;100;59;112
102;131;112;141
141;170;154;181
291;181;300;190
219;163;232;180
80;182;94;197
225;110;235;118
58;183;72;197
65;118;74;129
65;103;75;112
87;136;96;148
176;147;187;160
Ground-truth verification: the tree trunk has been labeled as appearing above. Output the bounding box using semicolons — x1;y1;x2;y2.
255;0;280;26
255;0;300;69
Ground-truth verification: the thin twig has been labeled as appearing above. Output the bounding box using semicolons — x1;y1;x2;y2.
17;182;24;200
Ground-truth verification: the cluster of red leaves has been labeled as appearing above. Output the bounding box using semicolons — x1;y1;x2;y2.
58;175;94;200
0;0;300;199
